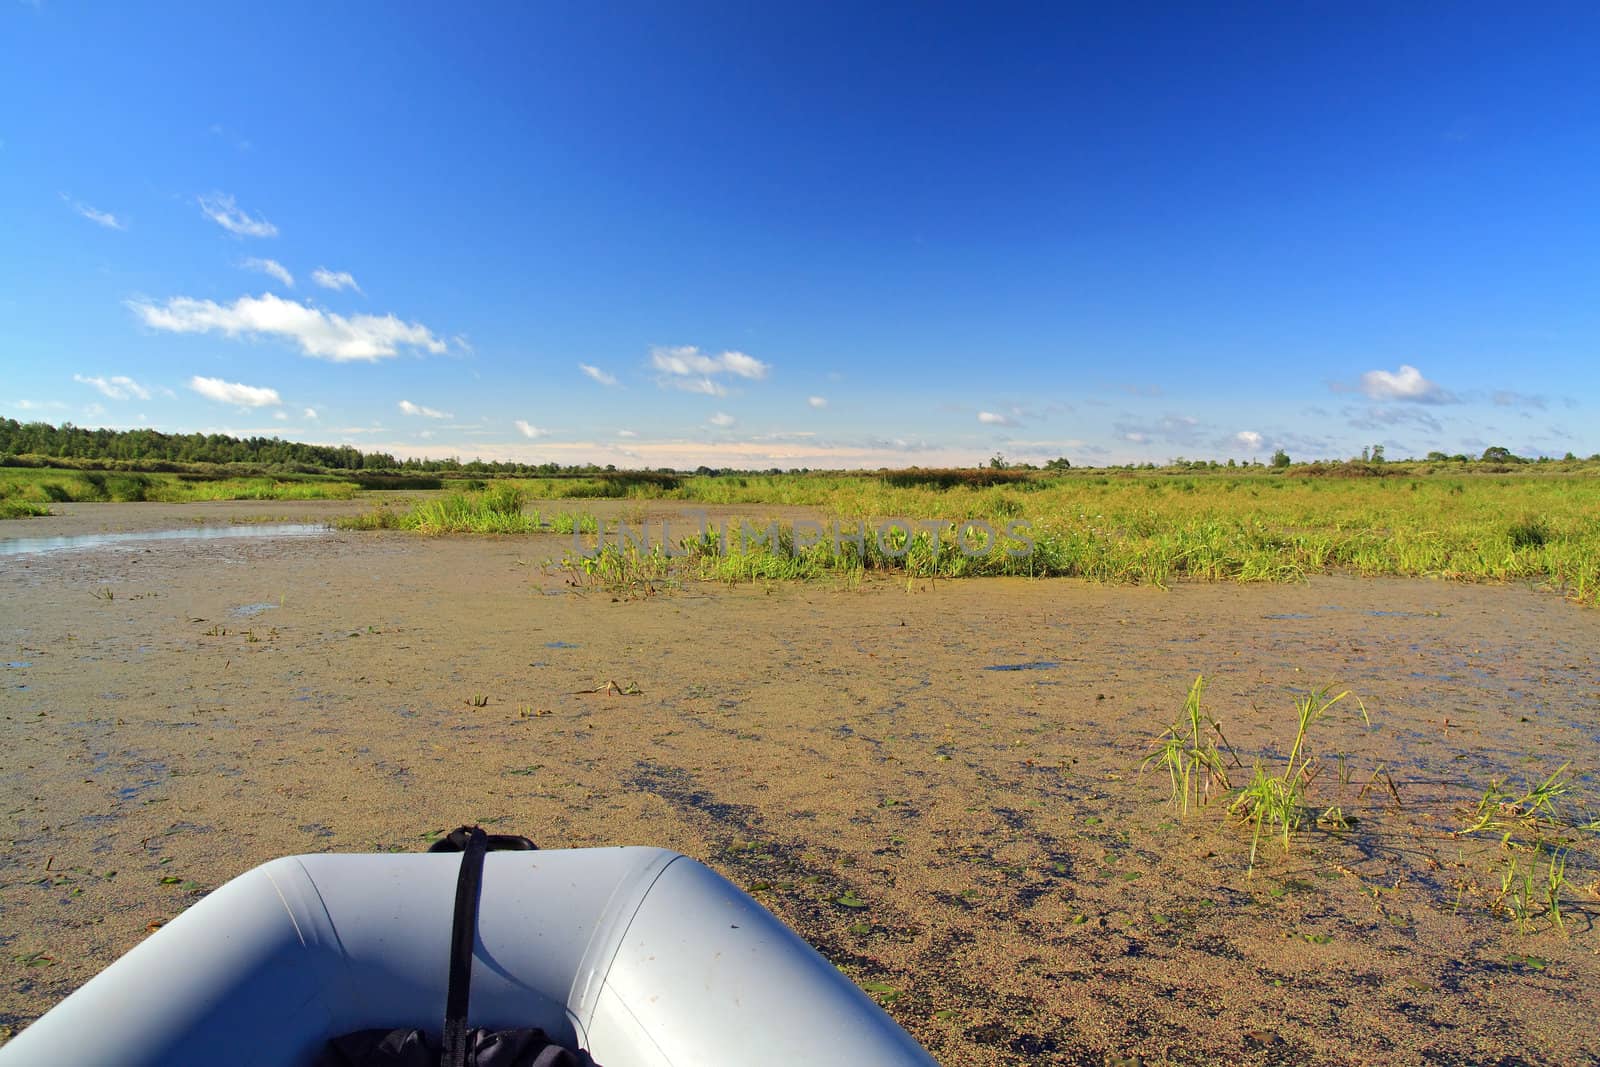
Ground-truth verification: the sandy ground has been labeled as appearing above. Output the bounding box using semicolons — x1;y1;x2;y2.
4;501;1600;1064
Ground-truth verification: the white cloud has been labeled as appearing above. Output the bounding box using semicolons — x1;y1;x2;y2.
312;267;362;293
303;407;319;419
579;363;618;386
452;334;474;354
675;377;727;396
1234;430;1264;451
719;351;767;379
807;396;828;409
83;402;106;417
398;400;451;419
198;193;277;238
273;410;288;420
1359;365;1451;403
73;374;152;401
128;292;447;362
650;345;769;393
189;375;281;408
708;412;737;428
514;420;547;439
241;257;294;287
71;201;125;230
617;429;638;438
977;411;1017;426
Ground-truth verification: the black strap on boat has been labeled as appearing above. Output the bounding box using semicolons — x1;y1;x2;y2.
440;826;489;1067
433;826;541;1067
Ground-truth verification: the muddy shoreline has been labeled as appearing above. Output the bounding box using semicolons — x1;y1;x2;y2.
4;501;1600;1063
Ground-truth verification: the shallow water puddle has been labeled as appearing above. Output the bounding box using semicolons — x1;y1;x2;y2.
0;523;328;558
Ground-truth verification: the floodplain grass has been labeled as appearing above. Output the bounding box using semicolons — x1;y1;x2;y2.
0;467;358;512
343;470;1600;603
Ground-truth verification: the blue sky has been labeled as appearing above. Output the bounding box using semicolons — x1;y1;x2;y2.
4;4;1597;468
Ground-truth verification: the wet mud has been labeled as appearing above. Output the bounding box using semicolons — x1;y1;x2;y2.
3;501;1600;1064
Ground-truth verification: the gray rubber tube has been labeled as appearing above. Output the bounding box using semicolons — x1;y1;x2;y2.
0;846;938;1066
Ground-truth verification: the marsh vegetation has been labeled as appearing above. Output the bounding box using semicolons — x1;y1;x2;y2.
333;471;1600;603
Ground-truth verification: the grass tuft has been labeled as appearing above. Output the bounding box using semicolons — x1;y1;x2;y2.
1227;685;1369;873
1143;675;1233;814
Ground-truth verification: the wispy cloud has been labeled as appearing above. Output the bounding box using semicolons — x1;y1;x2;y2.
707;412;737;428
977;411;1016;426
617;429;638;438
514;420;547;439
198;193;277;238
128;293;447;362
669;377;726;396
650;345;769;395
73;373;151;401
1492;389;1548;410
241;257;294;287
312;267;362;293
1356;364;1454;404
579;363;618;386
807;396;828;409
66;197;125;230
1112;413;1205;447
398;400;451;419
303;407;319;419
1343;404;1443;434
189;375;281;408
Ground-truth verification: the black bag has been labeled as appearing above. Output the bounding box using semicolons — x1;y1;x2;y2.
315;827;592;1067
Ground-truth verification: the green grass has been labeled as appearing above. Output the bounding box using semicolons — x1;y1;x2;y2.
335;486;603;538
0;467;357;512
1143;675;1233;815
1147;678;1370;874
336;469;1600;602
1458;762;1600;932
1139;676;1600;928
1229;685;1369;872
315;470;1600;604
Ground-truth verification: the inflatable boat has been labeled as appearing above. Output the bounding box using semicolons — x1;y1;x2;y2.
0;836;938;1066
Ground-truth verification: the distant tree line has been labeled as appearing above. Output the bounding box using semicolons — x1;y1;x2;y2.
0;419;627;476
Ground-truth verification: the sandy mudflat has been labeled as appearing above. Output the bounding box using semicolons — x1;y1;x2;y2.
5;501;1600;1064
